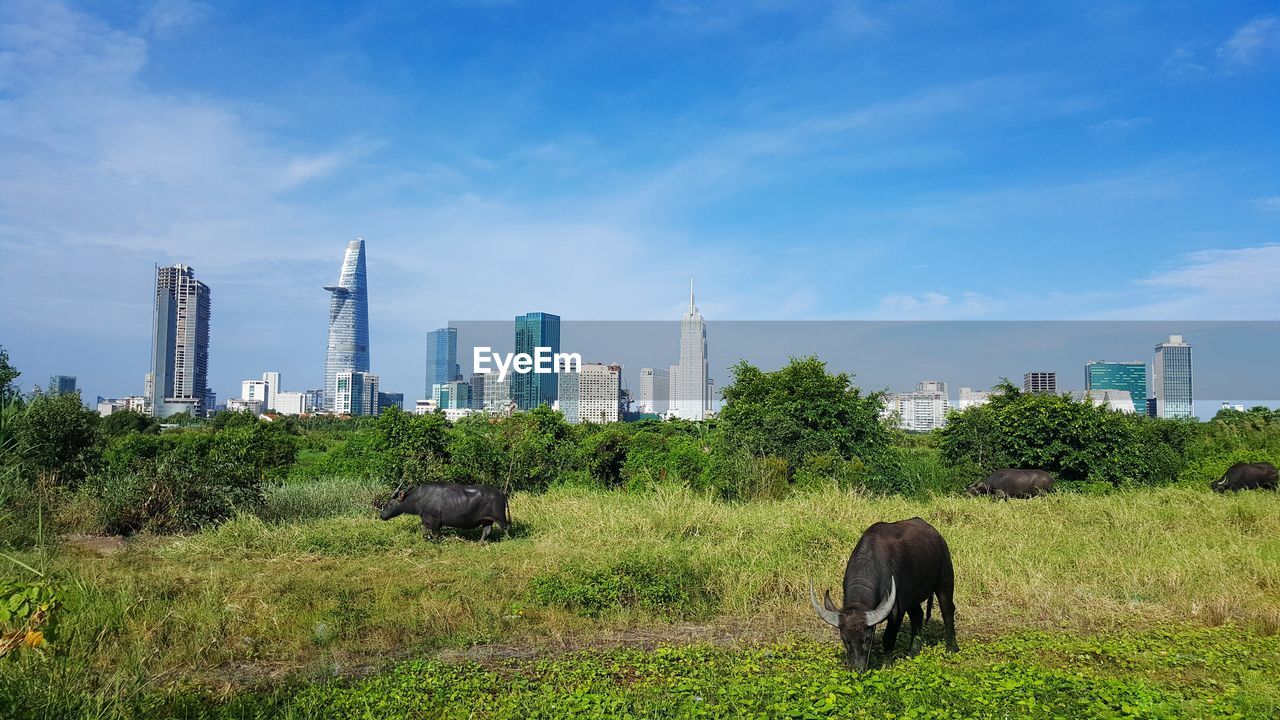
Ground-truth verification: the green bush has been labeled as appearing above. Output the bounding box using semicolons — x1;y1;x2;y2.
530;550;714;619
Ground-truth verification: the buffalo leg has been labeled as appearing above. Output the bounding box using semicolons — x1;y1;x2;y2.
939;590;959;652
479;523;493;543
422;516;442;541
906;603;925;655
881;610;903;659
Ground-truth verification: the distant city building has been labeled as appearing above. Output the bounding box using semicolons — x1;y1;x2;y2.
414;398;438;415
378;392;405;413
666;363;680;417
1221;402;1246;412
443;408;478;422
334;370;379;416
149;264;212;418
1023;372;1057;394
957;387;992;410
123;396;148;413
556;364;580;423
1072;389;1136;414
578;363;622;424
425;328;460;398
673;281;711;420
96;398;127;416
469;374;486;410
324;239;370;412
638;368;669;415
512;312;560;409
1146;397;1158;417
1085;361;1146;412
226;398;263;414
883;382;950;432
50;375;77;396
482;372;511;413
1153;334;1193;419
274;391;311;415
433;380;471;410
304;389;324;412
241;380;269;408
261;372;280;411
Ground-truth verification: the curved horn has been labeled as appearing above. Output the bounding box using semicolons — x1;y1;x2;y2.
864;577;896;627
823;589;838;612
808;580;841;628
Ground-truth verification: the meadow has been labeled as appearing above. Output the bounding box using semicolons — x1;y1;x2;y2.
3;480;1279;719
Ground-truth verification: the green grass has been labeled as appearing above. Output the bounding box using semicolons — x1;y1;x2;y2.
2;484;1278;718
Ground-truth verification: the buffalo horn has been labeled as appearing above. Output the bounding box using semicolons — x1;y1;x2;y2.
864;577;896;627
808;580;841;628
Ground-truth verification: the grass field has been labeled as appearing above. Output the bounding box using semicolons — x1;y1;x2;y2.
3;481;1279;718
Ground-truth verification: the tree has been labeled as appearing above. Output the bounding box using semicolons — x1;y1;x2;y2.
11;392;100;487
374;406;450;485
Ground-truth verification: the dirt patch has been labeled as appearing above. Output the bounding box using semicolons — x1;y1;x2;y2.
61;534;126;557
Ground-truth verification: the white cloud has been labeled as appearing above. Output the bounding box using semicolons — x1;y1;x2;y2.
1217;16;1280;68
1107;245;1280;319
139;0;208;38
1259;196;1280;211
876;291;999;319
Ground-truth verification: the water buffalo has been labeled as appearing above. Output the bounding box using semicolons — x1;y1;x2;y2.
378;482;511;541
1211;462;1278;493
966;468;1054;499
809;517;958;671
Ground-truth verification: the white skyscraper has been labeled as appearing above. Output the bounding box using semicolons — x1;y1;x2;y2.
673;280;710;420
883;381;951;432
261;372;280;411
576;363;622;424
1153;334;1193;418
639;368;669;415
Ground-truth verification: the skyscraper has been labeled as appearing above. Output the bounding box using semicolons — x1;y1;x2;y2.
425;328;459;399
335;370;379;416
512;312;560;409
1023;372;1057;394
1085;361;1146;411
50;375;77;396
673;280;709;420
149;264;211;418
638;368;669;415
261;371;280;412
323;239;370;412
1153;335;1193;418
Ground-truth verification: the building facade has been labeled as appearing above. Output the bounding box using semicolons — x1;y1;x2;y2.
378;392;405;413
241;380;269;408
673;282;710;420
883;381;951;432
149;264;212;418
433;380;472;410
1073;389;1136;414
512;312;560;409
957;387;991;410
578;363;621;424
50;375;77;396
261;372;280;411
483;372;511;413
274;391;311;415
638;367;669;415
425;328;459;399
323;239;370;412
1153;335;1193;419
469;374;486;410
226;398;263;414
1023;372;1057;394
1085;361;1146;410
334;370;379;416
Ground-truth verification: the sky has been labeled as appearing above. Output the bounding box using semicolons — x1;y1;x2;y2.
0;1;1277;408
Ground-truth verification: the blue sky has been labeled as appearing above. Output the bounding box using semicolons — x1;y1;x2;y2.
0;1;1277;404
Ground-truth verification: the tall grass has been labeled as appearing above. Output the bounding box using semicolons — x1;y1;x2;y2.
2;483;1277;716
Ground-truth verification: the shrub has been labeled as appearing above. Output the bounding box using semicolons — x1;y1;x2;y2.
530;550;714;619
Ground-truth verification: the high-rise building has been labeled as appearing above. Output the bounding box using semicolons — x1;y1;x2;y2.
638;368;669;415
425;328;459;398
957;387;991;410
469;373;486;410
883;382;950;432
578;363;622;424
149;264;212;418
324;239;370;412
241;380;269;408
557;365;580;423
303;389;324;412
378;392;405;413
483;372;511;413
334;370;379;416
916;380;948;395
1153;335;1193;419
667;363;681;418
512;312;560;409
50;375;77;396
1023;372;1057;394
433;380;472;410
673;281;710;420
1085;361;1146;411
274;391;311;415
261;372;280;411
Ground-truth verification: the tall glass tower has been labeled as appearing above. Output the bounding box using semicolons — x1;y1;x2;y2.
512;312;560;410
324;239;370;412
1153;335;1193;418
149;264;211;418
1085;361;1147;410
425;327;459;399
674;279;709;420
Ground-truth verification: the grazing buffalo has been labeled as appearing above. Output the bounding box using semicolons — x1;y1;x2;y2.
378;482;511;541
809;517;958;671
966;468;1054;499
1211;462;1278;493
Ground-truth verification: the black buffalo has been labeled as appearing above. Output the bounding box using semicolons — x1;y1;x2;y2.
378;482;511;541
1211;462;1278;493
966;468;1054;499
809;517;958;671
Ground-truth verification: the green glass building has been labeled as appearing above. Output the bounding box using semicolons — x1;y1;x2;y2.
512;312;560;410
1085;361;1147;411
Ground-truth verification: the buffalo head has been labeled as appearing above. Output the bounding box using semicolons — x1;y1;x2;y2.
809;577;896;671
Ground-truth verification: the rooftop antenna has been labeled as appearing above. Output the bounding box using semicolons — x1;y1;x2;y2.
689;277;695;313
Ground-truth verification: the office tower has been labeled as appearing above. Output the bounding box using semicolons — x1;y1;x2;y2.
638;368;669;415
512;312;560;409
378;392;405;413
303;389;324;412
241;380;269;408
1085;361;1146;411
1153;335;1193;418
469;374;486;410
577;363;622;424
673;280;709;420
149;264;212;418
483;372;511;412
334;370;379;416
274;391;310;415
667;363;680;417
957;387;991;410
50;375;77;396
1023;372;1057;394
425;328;459;398
324;239;370;412
433;380;472;410
557;364;580;423
883;382;950;432
261;372;280;411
